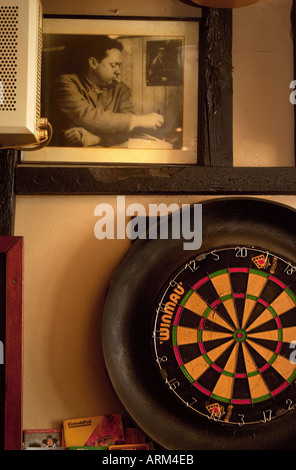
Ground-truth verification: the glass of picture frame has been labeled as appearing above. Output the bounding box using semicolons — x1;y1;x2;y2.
22;15;200;166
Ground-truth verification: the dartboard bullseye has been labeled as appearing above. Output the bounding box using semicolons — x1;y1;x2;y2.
102;198;296;449
153;247;296;426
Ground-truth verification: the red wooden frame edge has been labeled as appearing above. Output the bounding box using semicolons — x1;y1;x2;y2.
0;237;23;451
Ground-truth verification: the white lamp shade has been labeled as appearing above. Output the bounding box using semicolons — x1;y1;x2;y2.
189;0;260;7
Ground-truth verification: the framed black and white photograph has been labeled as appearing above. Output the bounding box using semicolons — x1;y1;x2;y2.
22;16;200;165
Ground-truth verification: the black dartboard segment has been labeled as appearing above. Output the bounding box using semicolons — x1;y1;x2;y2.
102;198;296;450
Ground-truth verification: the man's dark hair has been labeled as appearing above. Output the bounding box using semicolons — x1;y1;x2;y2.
73;35;123;71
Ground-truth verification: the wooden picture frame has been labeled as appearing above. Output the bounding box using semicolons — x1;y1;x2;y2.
0;237;23;450
22;15;200;166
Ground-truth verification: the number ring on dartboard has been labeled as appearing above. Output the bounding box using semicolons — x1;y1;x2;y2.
102;198;296;450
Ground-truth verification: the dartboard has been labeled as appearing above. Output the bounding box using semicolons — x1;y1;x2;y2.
153;246;296;426
102;198;296;450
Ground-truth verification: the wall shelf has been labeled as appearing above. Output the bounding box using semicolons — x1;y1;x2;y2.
14;165;296;195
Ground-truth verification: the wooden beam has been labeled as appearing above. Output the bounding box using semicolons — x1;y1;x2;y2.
201;7;233;167
15;165;296;195
0;150;17;236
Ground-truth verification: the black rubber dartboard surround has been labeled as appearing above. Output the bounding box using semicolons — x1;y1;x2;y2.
101;198;296;450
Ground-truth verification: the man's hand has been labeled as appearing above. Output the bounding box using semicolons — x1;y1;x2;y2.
131;113;164;131
62;127;102;147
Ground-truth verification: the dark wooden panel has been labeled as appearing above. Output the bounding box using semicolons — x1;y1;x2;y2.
15;165;296;195
201;7;233;167
0;150;17;236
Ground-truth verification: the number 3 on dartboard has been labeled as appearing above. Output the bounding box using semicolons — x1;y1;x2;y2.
262;410;272;423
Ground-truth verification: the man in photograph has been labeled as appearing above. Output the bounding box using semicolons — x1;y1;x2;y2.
52;35;164;147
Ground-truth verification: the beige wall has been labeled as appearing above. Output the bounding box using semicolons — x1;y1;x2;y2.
14;0;296;430
233;0;294;166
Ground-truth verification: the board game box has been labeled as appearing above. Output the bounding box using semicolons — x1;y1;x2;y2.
63;414;124;448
